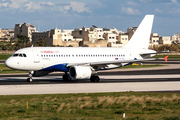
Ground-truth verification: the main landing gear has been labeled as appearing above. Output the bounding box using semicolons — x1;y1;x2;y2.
62;72;72;81
27;71;33;82
90;75;100;82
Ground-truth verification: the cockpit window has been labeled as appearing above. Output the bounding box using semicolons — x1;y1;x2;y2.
23;54;27;57
19;54;23;57
13;54;19;57
13;53;27;57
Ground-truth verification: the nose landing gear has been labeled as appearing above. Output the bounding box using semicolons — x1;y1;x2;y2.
27;71;34;82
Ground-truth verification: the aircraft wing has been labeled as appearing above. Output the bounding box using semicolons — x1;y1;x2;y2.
66;58;156;67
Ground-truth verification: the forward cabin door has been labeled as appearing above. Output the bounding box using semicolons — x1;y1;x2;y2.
33;50;40;63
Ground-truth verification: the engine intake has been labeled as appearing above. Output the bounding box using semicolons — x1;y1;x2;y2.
69;66;92;79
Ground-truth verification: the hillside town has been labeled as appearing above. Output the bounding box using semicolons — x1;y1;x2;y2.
0;22;180;50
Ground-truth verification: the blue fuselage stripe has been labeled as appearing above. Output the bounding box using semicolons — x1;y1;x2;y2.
41;63;69;72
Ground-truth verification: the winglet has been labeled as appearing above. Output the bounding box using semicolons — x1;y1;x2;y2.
163;56;168;62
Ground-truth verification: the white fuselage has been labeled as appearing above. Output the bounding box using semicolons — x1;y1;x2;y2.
5;47;156;72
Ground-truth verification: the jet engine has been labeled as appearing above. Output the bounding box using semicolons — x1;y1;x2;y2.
69;66;92;79
32;71;50;77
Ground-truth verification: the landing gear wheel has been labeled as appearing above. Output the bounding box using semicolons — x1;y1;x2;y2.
90;76;100;82
27;71;33;82
63;74;71;81
27;78;32;82
90;76;95;82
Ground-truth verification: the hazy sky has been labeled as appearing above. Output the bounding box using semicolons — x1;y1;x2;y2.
0;0;180;36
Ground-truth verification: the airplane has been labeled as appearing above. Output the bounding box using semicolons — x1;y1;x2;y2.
5;15;166;82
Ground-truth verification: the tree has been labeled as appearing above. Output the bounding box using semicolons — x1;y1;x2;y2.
34;38;48;47
67;45;73;47
17;34;30;43
26;41;32;47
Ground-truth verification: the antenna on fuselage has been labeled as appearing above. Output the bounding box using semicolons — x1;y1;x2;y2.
31;45;33;47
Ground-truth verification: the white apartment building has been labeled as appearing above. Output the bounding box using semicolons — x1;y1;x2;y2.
88;28;104;42
61;30;73;41
119;34;129;45
150;33;160;45
105;33;117;44
171;33;180;44
161;36;171;45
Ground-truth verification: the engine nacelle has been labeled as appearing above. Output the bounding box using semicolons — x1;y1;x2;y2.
32;71;50;77
69;66;92;79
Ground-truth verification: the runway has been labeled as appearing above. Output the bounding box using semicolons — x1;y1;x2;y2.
0;60;180;95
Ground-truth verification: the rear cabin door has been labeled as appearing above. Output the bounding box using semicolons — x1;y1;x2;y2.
33;50;40;63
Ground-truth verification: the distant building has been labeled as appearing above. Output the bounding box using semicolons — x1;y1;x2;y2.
72;26;126;47
103;33;117;44
119;33;129;45
0;29;14;41
150;33;160;46
127;27;137;40
159;36;171;45
72;27;89;41
61;30;74;41
14;23;36;41
32;28;62;46
171;33;180;44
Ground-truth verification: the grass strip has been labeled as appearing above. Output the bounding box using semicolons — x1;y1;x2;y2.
118;64;165;69
0;92;180;119
0;54;12;60
0;64;26;74
152;55;180;59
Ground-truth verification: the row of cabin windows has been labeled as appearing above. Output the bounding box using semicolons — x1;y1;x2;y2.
41;54;125;57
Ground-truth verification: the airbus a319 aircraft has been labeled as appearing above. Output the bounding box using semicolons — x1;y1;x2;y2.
5;15;165;82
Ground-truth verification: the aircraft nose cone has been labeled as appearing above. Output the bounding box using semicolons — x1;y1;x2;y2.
5;59;10;68
5;58;14;69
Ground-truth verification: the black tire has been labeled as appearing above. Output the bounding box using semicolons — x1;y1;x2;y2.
27;78;32;82
94;76;100;82
63;74;71;81
90;76;99;82
90;76;95;82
